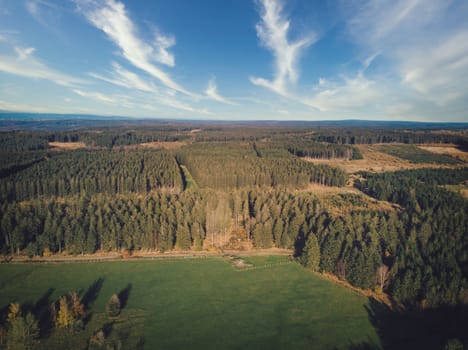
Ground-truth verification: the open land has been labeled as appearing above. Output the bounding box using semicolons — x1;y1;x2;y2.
304;144;468;173
0;257;380;350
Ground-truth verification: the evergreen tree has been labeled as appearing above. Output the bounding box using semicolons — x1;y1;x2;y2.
106;294;121;318
301;234;320;271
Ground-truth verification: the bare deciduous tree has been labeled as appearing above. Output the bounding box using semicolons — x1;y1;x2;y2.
376;264;390;290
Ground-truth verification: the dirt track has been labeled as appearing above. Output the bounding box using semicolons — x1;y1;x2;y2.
2;248;293;264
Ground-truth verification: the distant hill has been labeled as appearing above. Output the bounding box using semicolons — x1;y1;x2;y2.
1;111;468;131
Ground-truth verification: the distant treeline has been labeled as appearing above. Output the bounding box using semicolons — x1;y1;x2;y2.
1;125;467;150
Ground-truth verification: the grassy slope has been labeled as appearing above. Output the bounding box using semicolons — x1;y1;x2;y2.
0;257;379;349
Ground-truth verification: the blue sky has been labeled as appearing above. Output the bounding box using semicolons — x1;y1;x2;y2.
0;0;467;121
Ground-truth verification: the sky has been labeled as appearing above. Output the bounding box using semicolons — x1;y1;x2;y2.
0;0;467;121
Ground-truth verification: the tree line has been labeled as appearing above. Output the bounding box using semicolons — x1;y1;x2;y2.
1;164;467;307
0;150;183;202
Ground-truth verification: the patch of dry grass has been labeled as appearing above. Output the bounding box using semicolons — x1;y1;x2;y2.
139;141;186;149
418;144;468;162
48;141;86;150
304;144;466;173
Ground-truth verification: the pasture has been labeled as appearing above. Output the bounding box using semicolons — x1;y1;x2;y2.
0;256;380;349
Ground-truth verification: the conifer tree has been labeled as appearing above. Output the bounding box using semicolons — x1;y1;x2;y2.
301;233;320;271
106;294;121;318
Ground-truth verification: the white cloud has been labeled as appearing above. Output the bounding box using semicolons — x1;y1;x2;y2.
399;28;468;106
73;89;116;103
345;0;468;108
89;62;210;113
204;78;235;105
154;31;175;67
14;46;36;60
26;0;66;38
250;0;316;96
90;62;159;93
346;0;449;47
306;73;382;112
0;45;86;87
76;0;192;96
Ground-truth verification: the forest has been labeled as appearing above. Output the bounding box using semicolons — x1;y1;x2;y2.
1;120;468;310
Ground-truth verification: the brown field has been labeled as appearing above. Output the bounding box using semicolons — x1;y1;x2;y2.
304;144;467;174
48;141;86;150
418;144;468;162
139;141;187;149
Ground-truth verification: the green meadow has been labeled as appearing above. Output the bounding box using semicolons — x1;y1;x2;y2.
0;257;380;349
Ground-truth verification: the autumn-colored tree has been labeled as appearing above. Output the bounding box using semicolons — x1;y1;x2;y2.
7;303;20;323
69;291;85;319
56;296;73;329
6;303;39;350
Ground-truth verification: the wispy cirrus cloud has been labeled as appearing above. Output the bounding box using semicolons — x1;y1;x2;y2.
89;62;211;113
25;0;69;40
154;31;175;67
0;43;86;87
76;0;192;96
399;28;468;106
345;0;468;108
305;72;382;112
73;89;116;103
250;0;316;97
89;62;159;94
26;0;59;27
204;78;236;105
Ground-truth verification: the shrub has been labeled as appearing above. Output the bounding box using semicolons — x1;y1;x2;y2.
106;294;121;318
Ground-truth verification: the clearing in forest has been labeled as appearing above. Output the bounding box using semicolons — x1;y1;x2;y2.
139;141;187;149
48;141;86;151
303;144;467;173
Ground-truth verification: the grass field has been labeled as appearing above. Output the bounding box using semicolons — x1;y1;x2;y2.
0;257;380;349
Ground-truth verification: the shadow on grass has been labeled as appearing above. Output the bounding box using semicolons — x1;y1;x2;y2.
33;288;55;336
118;283;132;309
342;342;380;350
365;298;468;350
81;277;104;309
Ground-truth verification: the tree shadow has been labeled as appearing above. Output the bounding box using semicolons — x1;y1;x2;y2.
118;283;132;309
341;342;380;350
365;297;468;349
33;288;55;336
81;277;104;309
136;337;145;350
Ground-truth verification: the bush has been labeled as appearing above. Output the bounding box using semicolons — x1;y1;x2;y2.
106;294;121;318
